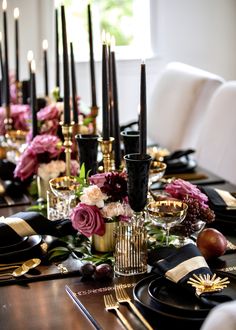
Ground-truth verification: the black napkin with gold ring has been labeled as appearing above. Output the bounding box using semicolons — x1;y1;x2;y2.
0;211;77;247
152;243;232;307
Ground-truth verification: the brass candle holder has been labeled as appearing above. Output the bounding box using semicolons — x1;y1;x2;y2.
98;137;114;173
4;107;13;133
61;122;74;176
90;105;99;134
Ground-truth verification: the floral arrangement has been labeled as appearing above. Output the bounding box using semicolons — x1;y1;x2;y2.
70;172;133;238
0;104;30;135
14;134;79;181
164;179;215;236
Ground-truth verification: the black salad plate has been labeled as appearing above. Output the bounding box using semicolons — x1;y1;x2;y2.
0;236;29;253
148;277;209;317
133;275;206;322
165;159;197;174
0;235;42;262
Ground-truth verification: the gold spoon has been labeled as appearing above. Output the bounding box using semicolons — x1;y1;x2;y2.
0;258;41;271
0;264;30;278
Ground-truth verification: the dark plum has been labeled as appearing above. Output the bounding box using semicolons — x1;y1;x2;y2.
94;263;113;280
80;262;96;278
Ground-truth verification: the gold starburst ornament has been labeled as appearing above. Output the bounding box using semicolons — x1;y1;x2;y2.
187;273;230;297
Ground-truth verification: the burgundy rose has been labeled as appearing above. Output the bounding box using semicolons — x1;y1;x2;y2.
70;203;105;237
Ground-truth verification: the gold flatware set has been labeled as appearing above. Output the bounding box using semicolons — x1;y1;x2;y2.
104;286;154;330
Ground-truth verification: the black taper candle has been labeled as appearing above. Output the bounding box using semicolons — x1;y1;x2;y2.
88;4;97;107
55;8;60;91
3;0;10;108
107;38;114;138
102;39;109;140
42;40;49;97
111;45;121;169
30;60;37;138
14;8;19;82
61;5;70;125
0;33;3;79
70;42;78;124
139;62;147;157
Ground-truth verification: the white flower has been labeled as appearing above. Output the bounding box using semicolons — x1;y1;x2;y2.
37;160;66;181
80;185;107;208
101;202;125;218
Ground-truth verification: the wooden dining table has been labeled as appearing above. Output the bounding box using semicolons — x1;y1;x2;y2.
0;178;236;330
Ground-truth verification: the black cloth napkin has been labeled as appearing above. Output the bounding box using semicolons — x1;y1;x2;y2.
0;211;77;247
152;243;232;307
201;187;236;221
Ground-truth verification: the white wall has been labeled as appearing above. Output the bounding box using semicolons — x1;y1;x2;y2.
2;0;236;127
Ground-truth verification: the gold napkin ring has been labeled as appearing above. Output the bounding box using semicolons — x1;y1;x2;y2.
187;273;230;296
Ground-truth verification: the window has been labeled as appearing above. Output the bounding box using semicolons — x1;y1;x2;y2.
55;0;151;61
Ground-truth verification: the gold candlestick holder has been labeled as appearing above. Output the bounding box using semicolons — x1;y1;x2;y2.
61;122;74;176
16;81;22;104
4;106;13;133
98;137;114;173
90;105;99;134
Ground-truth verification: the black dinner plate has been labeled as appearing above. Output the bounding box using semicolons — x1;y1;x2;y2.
0;235;42;262
0;236;29;253
133;275;206;322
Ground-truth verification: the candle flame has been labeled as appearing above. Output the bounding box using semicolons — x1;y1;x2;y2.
102;30;106;44
31;59;36;73
110;35;116;51
14;7;19;19
0;32;2;42
106;32;111;45
42;39;48;51
27;50;34;62
2;0;7;11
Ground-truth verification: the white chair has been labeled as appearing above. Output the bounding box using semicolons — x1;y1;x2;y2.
147;62;224;151
195;81;236;185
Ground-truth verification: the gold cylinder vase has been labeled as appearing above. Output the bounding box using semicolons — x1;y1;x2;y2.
92;221;118;253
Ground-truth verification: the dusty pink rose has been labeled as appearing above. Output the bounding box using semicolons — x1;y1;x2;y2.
30;135;61;157
14;134;62;180
0;105;30;135
165;179;208;207
37;105;60;121
70;160;79;176
70;203;105;237
80;185;107;208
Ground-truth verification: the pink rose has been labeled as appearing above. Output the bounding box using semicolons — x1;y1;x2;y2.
165;179;208;207
70;203;105;237
70;160;79;176
14;151;38;180
31;135;61;157
89;172;111;188
101;202;125;218
37;105;60;121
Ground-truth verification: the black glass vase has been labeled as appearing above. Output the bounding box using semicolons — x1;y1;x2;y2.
124;153;151;212
75;134;98;176
121;130;140;156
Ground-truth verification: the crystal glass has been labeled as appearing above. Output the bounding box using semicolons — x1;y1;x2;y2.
49;176;79;218
147;200;188;246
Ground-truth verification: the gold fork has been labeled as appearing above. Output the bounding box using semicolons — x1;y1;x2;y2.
115;285;154;330
103;294;134;330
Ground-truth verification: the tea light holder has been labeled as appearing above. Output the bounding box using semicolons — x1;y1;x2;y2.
98;137;114;172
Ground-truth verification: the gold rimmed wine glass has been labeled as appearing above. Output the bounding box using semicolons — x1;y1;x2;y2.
147;200;188;246
49;176;79;218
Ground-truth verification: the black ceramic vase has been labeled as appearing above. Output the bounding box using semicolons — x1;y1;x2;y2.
75;134;98;176
124;153;151;212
